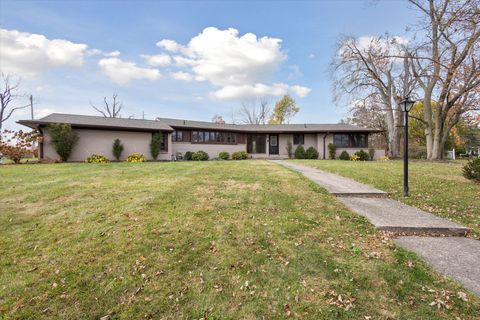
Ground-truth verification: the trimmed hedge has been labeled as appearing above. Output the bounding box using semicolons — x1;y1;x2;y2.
219;151;230;160
294;145;306;159
339;150;350;160
126;153;145;163
86;154;109;163
354;150;370;161
232;151;248;160
305;147;319;159
184;151;193;161
328;143;336;160
192;151;209;161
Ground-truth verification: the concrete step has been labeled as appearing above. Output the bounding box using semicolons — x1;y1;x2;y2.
273;160;388;198
395;237;480;296
339;197;470;236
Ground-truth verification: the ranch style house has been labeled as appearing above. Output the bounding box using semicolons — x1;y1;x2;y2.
18;113;384;161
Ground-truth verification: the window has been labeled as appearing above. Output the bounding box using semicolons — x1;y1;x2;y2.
160;132;168;151
293;134;304;145
247;134;266;153
334;134;367;148
191;131;237;144
172;130;184;142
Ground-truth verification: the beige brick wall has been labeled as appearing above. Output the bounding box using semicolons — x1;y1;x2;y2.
42;128;171;161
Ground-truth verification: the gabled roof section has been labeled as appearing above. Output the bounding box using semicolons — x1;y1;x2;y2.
18;113;382;133
18;113;174;132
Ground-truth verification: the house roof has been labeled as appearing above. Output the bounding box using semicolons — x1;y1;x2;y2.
18;113;174;132
18;113;381;133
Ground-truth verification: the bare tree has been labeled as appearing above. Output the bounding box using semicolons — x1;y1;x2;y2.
331;35;416;157
0;74;29;134
212;114;226;124
406;0;480;159
90;94;124;118
237;98;271;124
343;95;389;150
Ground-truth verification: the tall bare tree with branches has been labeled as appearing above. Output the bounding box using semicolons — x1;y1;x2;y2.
331;35;416;157
90;94;124;118
237;98;271;125
406;0;480;159
0;74;29;134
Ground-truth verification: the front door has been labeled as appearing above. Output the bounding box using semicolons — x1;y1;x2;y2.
269;134;279;155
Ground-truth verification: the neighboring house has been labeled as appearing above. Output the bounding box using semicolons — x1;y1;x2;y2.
18;113;384;161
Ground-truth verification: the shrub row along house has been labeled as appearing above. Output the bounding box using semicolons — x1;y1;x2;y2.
18;113;384;161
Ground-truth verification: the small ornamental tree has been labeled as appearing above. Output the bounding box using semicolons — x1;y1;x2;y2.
368;147;375;160
286;140;293;159
150;132;163;160
328;143;337;159
0;129;38;163
48;124;78;161
112;138;124;161
294;144;306;159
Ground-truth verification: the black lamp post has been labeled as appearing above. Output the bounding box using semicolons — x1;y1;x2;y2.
400;97;415;197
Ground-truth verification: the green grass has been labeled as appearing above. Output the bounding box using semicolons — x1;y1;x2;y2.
292;159;480;239
1;161;479;319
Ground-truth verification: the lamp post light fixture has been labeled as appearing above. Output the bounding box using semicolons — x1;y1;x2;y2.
400;97;416;197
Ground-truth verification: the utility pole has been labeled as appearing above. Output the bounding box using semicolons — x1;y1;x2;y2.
30;95;34;119
142;111;146;120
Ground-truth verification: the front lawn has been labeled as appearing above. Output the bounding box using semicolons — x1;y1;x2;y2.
292;160;480;239
1;161;479;319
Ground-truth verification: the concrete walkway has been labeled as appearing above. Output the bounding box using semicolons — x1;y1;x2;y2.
273;160;478;296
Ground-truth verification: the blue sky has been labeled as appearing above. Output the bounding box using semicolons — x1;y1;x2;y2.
0;0;418;130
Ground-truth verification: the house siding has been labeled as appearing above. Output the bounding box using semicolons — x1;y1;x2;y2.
42;128;171;161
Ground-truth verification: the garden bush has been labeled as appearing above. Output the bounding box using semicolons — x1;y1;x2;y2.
305;146;319;159
184;151;193;161
368;147;375;160
354;150;370;161
112;138;124;160
351;154;360;161
192;151;209;161
232;151;248;160
48;123;79;161
294;145;306;159
218;151;230;160
86;154;109;163
462;157;480;183
150;132;163;160
339;150;350;160
126;153;145;163
328;143;336;159
286;140;293;159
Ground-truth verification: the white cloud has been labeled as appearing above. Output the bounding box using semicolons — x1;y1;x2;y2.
211;83;287;100
155;27;311;99
141;54;172;66
0;28;88;77
308;53;315;59
105;50;121;57
170;71;193;81
156;39;182;52
98;57;161;85
291;85;311;98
